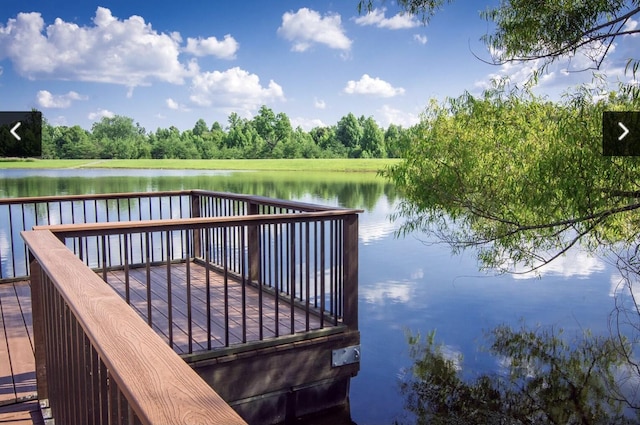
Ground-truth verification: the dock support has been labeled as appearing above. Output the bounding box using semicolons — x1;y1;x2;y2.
247;202;261;282
342;214;358;331
191;193;202;258
29;258;49;403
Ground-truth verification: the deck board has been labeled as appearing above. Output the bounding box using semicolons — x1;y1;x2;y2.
105;262;331;354
0;282;36;407
0;400;43;425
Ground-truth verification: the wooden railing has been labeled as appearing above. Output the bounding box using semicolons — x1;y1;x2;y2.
23;229;247;425
0;190;344;281
36;208;360;356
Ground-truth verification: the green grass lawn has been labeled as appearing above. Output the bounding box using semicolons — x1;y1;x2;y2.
0;158;401;172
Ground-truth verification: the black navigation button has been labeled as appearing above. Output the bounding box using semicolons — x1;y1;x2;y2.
603;111;640;156
0;111;42;158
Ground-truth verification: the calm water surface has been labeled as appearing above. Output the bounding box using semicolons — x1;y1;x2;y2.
0;168;623;424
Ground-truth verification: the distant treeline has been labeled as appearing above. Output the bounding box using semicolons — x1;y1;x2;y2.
43;105;411;160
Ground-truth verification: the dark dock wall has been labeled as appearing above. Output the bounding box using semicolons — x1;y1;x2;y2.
190;329;360;425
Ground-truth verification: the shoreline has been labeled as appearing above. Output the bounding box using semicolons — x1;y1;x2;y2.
0;158;400;172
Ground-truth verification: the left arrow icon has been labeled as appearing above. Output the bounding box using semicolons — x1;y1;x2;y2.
10;122;21;141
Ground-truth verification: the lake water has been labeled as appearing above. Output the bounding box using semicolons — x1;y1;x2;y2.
0;168;624;424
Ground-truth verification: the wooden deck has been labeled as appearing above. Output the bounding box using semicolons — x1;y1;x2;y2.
0;281;41;424
3;191;359;425
0;264;334;424
0;401;43;425
0;281;36;405
105;261;333;355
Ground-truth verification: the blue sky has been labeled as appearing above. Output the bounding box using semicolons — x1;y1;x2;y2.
0;1;637;132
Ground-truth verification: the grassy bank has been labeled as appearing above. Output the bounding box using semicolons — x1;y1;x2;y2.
0;158;400;172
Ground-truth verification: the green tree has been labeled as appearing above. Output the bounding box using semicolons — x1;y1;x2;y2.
193;118;209;137
58;125;98;159
310;126;347;157
384;124;408;158
151;126;181;159
208;121;226;158
252;105;293;155
336;113;363;154
360;116;386;158
40;116;57;159
224;112;252;152
177;129;201;159
92;115;147;159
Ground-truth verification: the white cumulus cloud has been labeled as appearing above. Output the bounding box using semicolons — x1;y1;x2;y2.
36;90;87;108
314;98;326;109
88;108;115;121
353;8;419;29
511;249;605;280
624;18;639;36
184;34;239;59
189;66;284;114
344;74;405;97
277;8;352;52
165;98;189;112
378;105;420;127
291;117;326;131
414;34;428;44
0;7;198;88
166;98;180;110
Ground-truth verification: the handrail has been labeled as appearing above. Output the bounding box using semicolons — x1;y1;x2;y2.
36;207;360;352
23;229;247;425
190;190;352;212
0;190;194;205
0;190;359;281
34;210;363;237
0;189;354;211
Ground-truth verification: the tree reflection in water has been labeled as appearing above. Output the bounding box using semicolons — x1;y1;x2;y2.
396;324;639;425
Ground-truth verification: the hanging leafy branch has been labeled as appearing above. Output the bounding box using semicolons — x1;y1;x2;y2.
359;0;640;73
384;88;640;274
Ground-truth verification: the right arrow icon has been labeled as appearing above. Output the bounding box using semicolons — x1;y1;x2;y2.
619;122;630;141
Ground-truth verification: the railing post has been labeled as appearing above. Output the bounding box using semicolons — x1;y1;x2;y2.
342;214;359;331
191;192;202;259
29;256;49;404
247;202;261;282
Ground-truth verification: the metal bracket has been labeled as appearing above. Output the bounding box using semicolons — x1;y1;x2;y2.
332;345;361;367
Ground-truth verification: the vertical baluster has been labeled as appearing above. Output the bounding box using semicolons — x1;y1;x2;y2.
186;230;193;354
258;224;265;341
320;222;325;329
124;235;130;304
274;222;280;338
166;230;173;349
8;205;17;277
117;199;123;267
289;222;295;335
205;228;212;350
223;228;229;347
101;235;108;282
145;232;152;326
305;221;311;332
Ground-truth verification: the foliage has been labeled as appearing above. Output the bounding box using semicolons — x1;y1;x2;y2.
384;87;640;273
480;0;640;70
359;0;640;73
398;326;637;424
358;0;454;24
40;106;404;160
